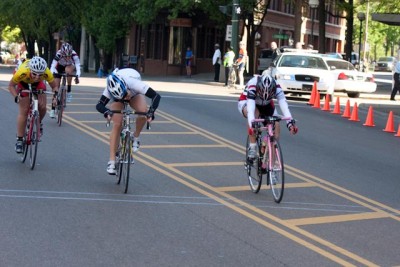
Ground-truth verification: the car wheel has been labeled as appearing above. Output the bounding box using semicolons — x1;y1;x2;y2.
347;92;360;98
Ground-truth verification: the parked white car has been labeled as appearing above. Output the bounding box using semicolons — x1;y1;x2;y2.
323;57;376;98
264;52;334;96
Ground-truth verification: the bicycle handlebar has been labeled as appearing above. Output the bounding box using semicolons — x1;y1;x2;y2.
19;89;54;95
252;116;294;130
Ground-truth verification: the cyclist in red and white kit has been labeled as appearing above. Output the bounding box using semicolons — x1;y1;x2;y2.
238;73;298;159
49;43;81;118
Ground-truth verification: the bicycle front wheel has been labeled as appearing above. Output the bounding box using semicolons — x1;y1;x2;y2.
245;136;262;193
118;134;132;193
57;89;66;126
29;112;40;170
20;116;30;163
268;139;284;203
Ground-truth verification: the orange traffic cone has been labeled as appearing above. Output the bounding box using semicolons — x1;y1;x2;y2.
307;81;317;106
363;106;375;127
313;90;320;108
383;111;395;133
342;100;351;118
331;97;341;114
349;102;360;122
395;124;400;137
321;94;331;111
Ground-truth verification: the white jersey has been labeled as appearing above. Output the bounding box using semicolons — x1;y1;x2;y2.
101;68;150;99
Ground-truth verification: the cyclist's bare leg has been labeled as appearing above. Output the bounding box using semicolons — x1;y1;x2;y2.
109;101;124;162
17;97;30;137
51;77;61;109
129;95;147;138
38;94;47;121
65;65;75;87
274;122;280;140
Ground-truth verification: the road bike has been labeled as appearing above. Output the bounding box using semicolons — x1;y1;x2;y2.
54;73;78;126
19;85;52;170
109;101;149;193
244;115;291;203
228;63;238;89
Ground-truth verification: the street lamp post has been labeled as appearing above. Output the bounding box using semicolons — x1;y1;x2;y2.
309;0;319;47
357;12;365;69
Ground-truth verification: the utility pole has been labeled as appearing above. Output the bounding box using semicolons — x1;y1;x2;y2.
231;0;240;55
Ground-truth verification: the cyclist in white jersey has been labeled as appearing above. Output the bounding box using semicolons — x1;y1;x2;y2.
96;68;161;175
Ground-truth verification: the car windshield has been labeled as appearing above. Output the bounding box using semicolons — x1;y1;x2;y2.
378;57;394;62
326;60;355;70
278;55;328;70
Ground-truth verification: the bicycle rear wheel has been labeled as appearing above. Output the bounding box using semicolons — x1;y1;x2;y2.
268;139;284;203
245;136;262;193
57;89;66;126
29;112;40;170
117;134;132;193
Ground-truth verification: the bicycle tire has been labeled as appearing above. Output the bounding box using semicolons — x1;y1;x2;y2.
29;112;40;170
268;139;284;203
117;136;126;185
117;134;131;193
57;89;66;126
21;115;30;163
245;135;262;193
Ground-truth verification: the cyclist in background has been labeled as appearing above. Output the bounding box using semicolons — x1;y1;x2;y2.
96;68;161;175
237;73;298;159
8;56;59;153
49;42;81;118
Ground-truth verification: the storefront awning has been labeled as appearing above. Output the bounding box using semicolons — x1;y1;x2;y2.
371;13;400;26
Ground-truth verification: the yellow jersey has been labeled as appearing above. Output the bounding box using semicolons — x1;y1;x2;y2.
12;59;54;84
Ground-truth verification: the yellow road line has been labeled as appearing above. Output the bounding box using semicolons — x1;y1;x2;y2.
218;182;316;192
286;211;390;226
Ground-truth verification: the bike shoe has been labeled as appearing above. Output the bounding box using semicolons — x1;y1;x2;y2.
107;161;116;175
15;140;23;154
133;138;140;153
49;110;55;119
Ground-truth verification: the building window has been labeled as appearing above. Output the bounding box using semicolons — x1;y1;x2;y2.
146;24;167;60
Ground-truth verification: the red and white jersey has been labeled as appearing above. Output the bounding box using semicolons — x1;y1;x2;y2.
50;49;81;76
238;75;292;128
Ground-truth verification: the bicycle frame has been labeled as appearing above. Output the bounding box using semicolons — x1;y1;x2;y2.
109;101;148;193
55;73;75;126
246;115;291;203
19;86;51;169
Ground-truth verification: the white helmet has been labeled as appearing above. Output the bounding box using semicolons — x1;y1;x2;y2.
107;72;127;99
61;43;73;56
29;56;47;74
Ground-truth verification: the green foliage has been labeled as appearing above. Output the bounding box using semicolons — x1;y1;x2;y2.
1;26;22;43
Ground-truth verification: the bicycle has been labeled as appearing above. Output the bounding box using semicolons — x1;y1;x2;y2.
108;101;149;193
19;85;52;170
54;73;78;126
244;115;292;203
228;63;238;89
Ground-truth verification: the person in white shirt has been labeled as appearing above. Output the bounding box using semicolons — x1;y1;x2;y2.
390;59;400;101
212;44;221;82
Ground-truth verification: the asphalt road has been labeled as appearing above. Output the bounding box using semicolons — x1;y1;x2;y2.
0;66;400;266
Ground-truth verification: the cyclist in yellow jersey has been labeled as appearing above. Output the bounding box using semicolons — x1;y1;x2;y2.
8;56;59;153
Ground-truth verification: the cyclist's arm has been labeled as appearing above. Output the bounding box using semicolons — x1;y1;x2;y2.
145;87;161;112
72;53;81;77
8;78;18;99
275;87;292;119
50;59;58;74
96;95;112;118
